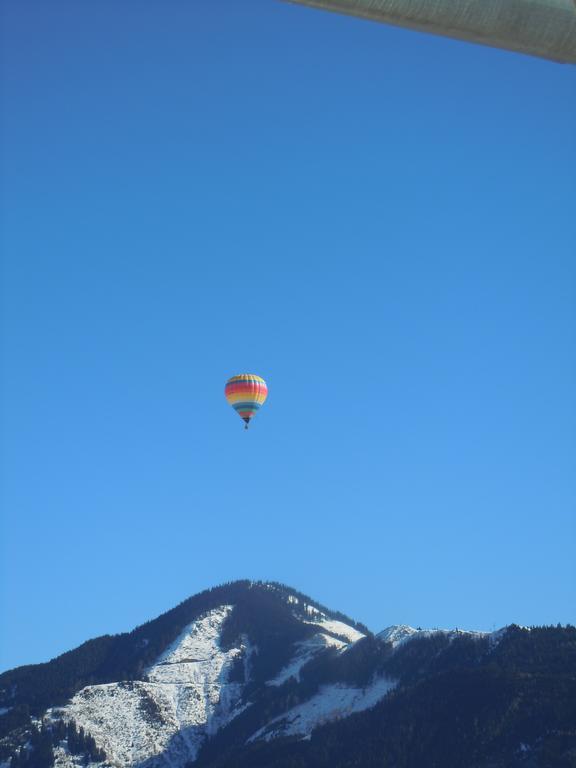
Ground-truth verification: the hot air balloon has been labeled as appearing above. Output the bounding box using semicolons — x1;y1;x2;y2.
225;374;268;429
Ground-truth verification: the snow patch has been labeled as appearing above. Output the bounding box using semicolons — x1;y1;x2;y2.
287;595;299;605
268;633;346;687
250;676;396;742
303;618;365;645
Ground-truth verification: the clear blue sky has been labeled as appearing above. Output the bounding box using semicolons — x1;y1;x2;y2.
1;0;575;673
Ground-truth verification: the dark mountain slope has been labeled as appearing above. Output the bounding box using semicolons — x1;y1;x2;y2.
196;625;576;768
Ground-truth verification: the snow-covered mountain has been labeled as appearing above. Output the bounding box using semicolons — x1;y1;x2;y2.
1;581;574;768
0;582;374;768
44;598;370;768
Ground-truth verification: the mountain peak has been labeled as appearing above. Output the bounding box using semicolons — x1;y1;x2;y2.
1;586;573;768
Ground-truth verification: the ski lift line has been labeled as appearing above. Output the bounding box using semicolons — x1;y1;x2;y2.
282;0;576;63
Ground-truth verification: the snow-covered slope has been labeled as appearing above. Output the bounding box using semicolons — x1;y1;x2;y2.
266;605;365;686
49;607;249;768
304;618;365;645
250;676;396;742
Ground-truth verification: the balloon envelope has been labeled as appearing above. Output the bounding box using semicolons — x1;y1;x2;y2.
225;374;268;428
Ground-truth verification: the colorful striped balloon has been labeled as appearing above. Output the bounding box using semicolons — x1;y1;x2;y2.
225;374;268;429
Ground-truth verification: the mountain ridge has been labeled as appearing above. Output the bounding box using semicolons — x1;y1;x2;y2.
1;581;575;768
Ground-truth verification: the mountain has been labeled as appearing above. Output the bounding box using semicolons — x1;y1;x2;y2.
0;581;575;768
